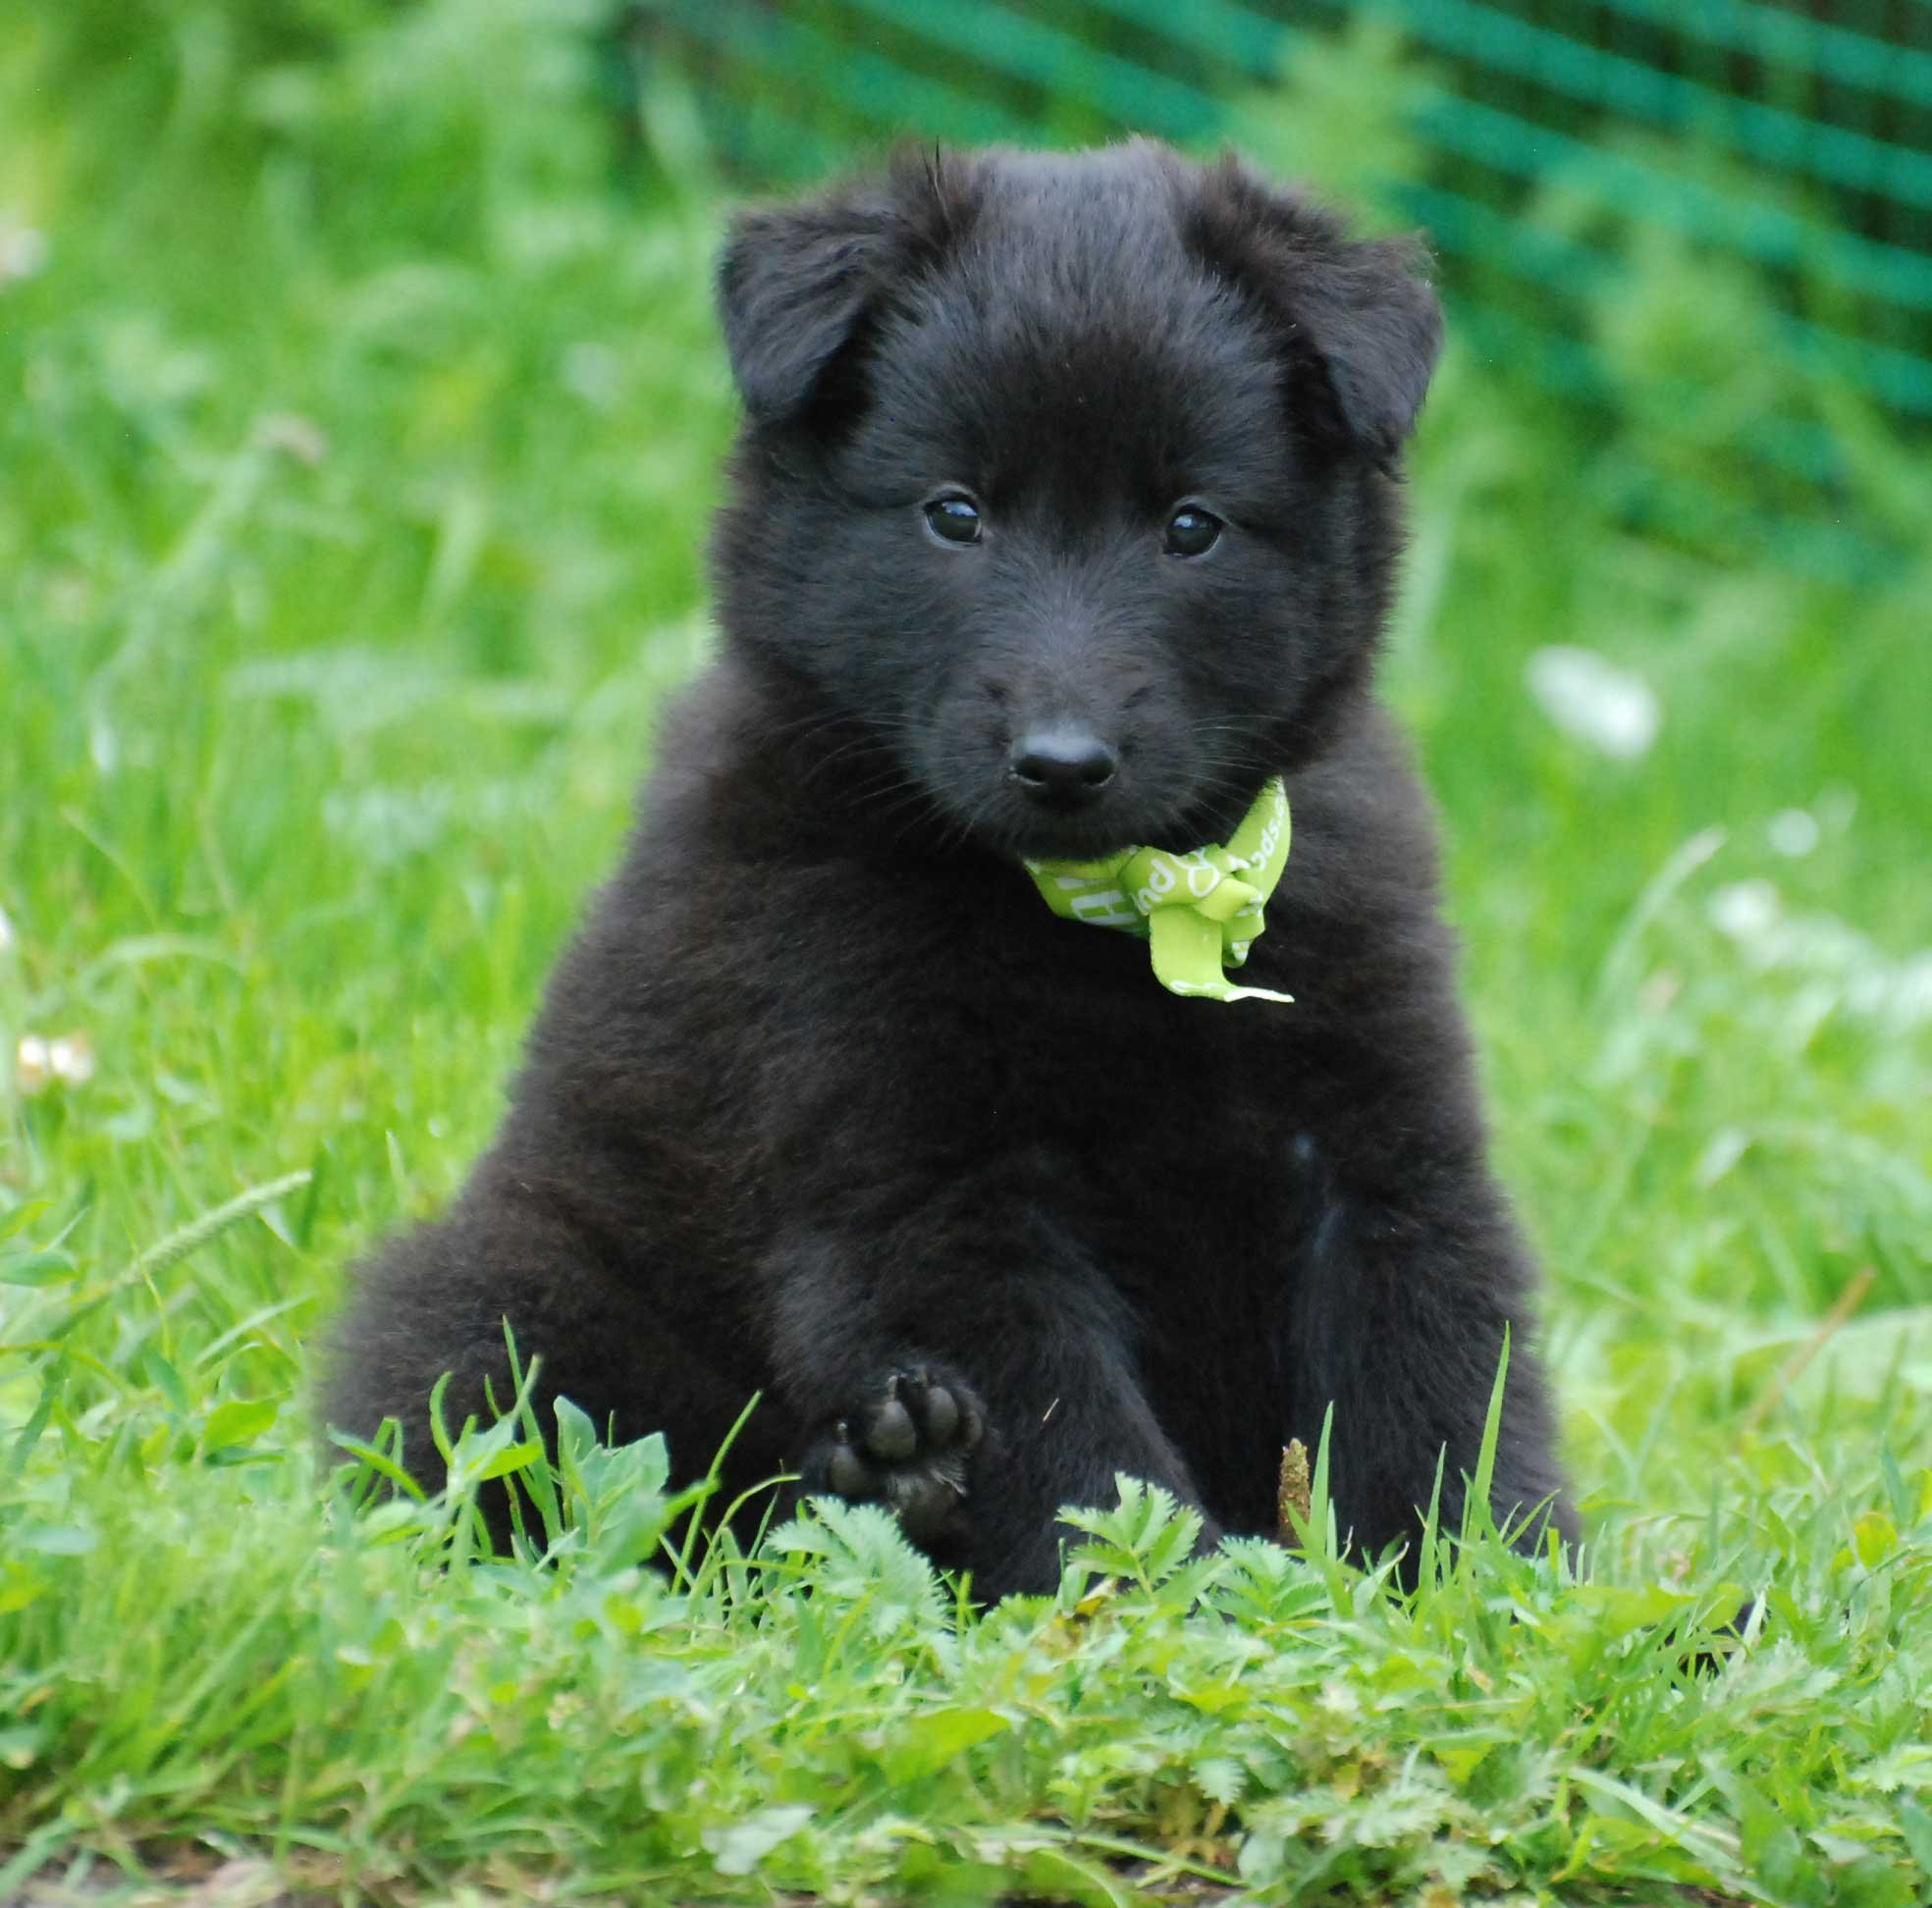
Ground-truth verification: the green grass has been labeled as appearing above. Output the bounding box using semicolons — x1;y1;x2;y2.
3;5;1931;1903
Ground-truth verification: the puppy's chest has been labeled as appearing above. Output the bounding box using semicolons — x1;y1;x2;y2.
986;960;1321;1289
835;857;1336;1276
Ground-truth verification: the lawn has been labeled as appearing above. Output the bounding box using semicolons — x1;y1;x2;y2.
2;5;1930;1904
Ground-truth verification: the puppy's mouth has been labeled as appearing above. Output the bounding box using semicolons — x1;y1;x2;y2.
945;772;1214;866
996;810;1148;864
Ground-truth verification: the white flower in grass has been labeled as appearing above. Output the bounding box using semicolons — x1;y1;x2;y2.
0;902;14;953
1768;809;1820;857
1708;880;1932;1030
16;1033;94;1096
1525;646;1661;762
0;218;48;288
1709;878;1780;944
15;1036;49;1095
51;1035;94;1086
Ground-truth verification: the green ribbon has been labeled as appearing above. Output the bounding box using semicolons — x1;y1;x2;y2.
1023;777;1294;1004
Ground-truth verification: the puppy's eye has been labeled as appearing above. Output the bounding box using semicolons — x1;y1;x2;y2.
924;494;983;546
1163;506;1222;558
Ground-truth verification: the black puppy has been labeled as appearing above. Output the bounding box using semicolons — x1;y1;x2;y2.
325;141;1575;1597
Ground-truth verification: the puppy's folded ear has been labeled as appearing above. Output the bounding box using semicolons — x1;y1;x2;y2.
1186;156;1444;470
719;149;979;428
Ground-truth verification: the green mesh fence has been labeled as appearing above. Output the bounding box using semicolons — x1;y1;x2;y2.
643;0;1932;578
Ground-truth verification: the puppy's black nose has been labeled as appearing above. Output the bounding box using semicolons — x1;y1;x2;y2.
1007;728;1118;807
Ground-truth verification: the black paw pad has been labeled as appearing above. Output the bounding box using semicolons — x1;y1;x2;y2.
810;1366;985;1543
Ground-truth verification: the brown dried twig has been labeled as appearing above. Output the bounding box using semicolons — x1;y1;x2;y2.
1740;1265;1877;1440
1275;1440;1312;1543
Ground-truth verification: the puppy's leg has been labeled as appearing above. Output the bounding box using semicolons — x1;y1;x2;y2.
767;1215;1205;1600
323;1193;785;1544
1286;1142;1575;1572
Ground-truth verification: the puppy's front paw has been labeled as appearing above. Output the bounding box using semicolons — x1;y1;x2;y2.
804;1365;986;1543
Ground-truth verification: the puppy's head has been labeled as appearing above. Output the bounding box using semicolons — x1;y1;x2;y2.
712;141;1441;860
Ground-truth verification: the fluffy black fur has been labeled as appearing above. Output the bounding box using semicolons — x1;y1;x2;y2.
324;141;1575;1598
